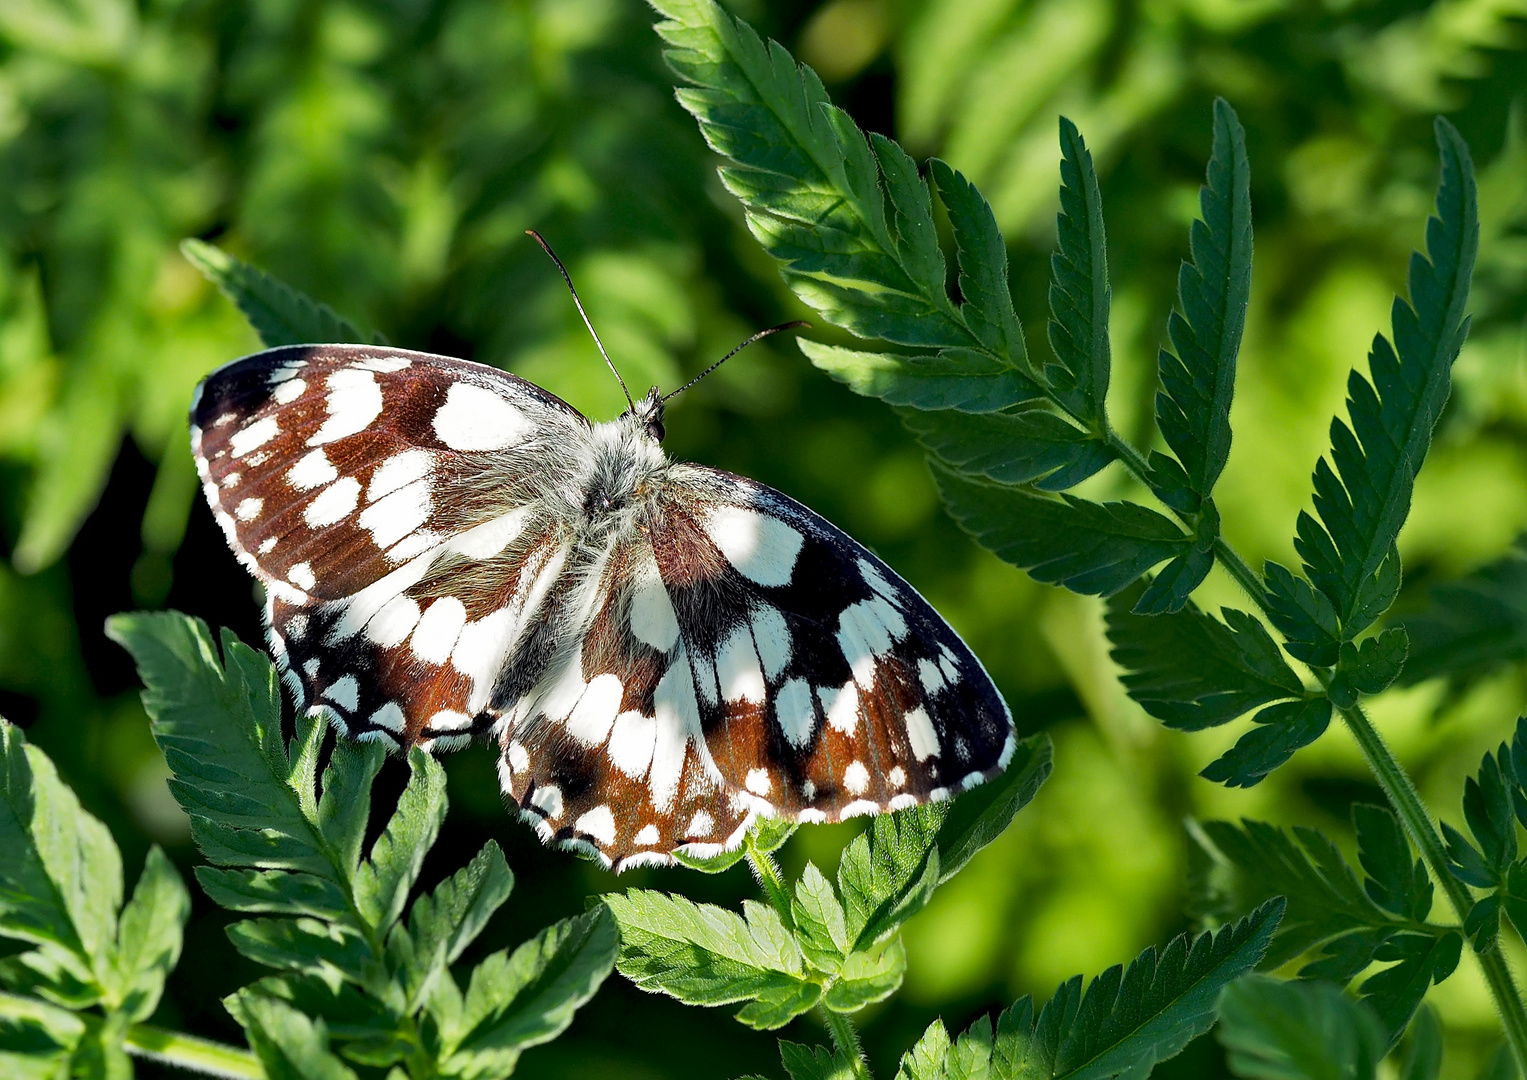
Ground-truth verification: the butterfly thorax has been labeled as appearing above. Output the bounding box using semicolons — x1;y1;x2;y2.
571;402;669;541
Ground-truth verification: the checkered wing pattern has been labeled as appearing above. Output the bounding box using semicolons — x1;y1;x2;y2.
497;467;1014;871
190;344;587;749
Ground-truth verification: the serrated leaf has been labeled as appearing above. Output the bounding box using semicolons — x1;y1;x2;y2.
182;239;375;348
791;862;848;972
802;341;1040;414
1361;931;1461;1044
0;720;121;993
929;159;1025;359
1263;562;1340;668
902;407;1112;491
1395;537;1527;686
1353;804;1432;923
1152;98;1252;507
394;840;513;1010
1217;975;1385;1080
672;814;796;874
1200;697;1332;788
963;899;1282;1079
823;936;905;1013
226;992;360;1080
604;890;814;1029
108;846;189;1022
444;907;616;1074
353;750;447;934
225;917;374;984
1106;586;1304;731
1340;629;1408;695
780;1040;859;1080
0;989;86;1079
838;811;940;952
192;868;350;921
1046;116;1112;425
933;734;1052;883
1132;545;1215;616
897;1019;950;1080
239;973;397;1043
936;470;1189;596
1294;120;1478;638
1462;748;1518;877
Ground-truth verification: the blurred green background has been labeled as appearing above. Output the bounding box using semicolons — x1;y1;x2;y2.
0;0;1525;1076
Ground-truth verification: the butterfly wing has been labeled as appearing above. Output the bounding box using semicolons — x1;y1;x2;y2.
497;465;1015;871
191;343;589;748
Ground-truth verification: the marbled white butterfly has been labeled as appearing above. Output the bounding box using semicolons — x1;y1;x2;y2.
190;247;1014;872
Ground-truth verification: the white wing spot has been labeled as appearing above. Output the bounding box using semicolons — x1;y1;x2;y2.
745;769;772;796
367;450;433;501
716;623;765;704
686;809;714;838
608;711;657;778
530;785;563;819
750;605;791;679
258;537;277;554
702;504;804;587
223;471;241;489
428;710;472;731
450;609;515;708
325;675;359;712
905;707;940;761
310;369;383;446
432;382;533;451
818;680;858;737
508;740;530;773
775;679;815;748
288;562;316;591
288;448;338;490
837;596;908;689
575;805;617;846
917;658;947;694
939;653;961;685
411;597;468;664
843;799;879;819
888;793;918;811
888;766;907;788
286;614;308;640
356;354;411;373
235;497;263;522
304;476;361;527
650;651;702;812
446;506;534;560
843;760;870;796
366;596;422;647
798;808;827;824
801;779;817;800
857;557;899;603
566;673;623;747
271;377;306;405
370;702;406;734
267;362;305;384
358;480;432;550
230;416;280;457
629;548;679;652
633;824;659;846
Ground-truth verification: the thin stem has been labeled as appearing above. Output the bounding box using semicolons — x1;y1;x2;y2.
745;838;794;930
0;991;262;1080
1339;704;1527;1072
821;1006;870;1078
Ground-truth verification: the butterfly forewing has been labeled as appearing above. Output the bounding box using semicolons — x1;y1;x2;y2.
192;343;1015;870
192;344;587;747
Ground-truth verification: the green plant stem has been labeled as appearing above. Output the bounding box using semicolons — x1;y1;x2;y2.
0;991;263;1079
1339;703;1527;1072
745;838;795;930
821;1005;870;1078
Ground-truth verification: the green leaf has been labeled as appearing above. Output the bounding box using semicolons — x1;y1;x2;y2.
193;868;350;921
393;840;513;1009
936;470;1189;597
1394;536;1527;685
443;907;617;1075
0;719;121;994
1399;1005;1442;1080
928;159;1025;359
1339;629;1408;696
1294;119;1478;638
1361;931;1461;1044
181;239;375;348
938;900;1283;1079
823;936;905;1013
780;1040;860;1080
226;992;361;1080
604;890;817;1029
1151;98;1253;508
902;407;1112;491
1106;585;1305;731
1217;975;1385;1080
1352;805;1432;923
838;810;940;952
1046;116;1112;425
353;750;447;934
108;846;189;1022
932;734;1052;883
225;917;374;984
1132;544;1215;617
802;341;1040;414
1461;747;1518;877
791;862;848;972
1199;698;1332;788
672;814;795;874
1263;561;1340;668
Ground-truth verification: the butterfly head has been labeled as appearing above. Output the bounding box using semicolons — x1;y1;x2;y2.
630;386;666;443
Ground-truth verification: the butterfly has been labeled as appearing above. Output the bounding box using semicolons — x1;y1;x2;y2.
189;244;1014;872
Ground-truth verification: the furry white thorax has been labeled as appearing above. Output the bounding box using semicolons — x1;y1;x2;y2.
562;388;670;544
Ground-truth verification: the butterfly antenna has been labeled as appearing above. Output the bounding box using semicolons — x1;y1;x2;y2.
663;321;811;403
526;229;633;409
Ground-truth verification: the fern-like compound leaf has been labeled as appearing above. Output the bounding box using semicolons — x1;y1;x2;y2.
1217;975;1386;1080
1294;119;1478;639
903;407;1112;491
1047;116;1112;426
1394;536;1527;686
1151;98;1252;510
182;239;378;348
